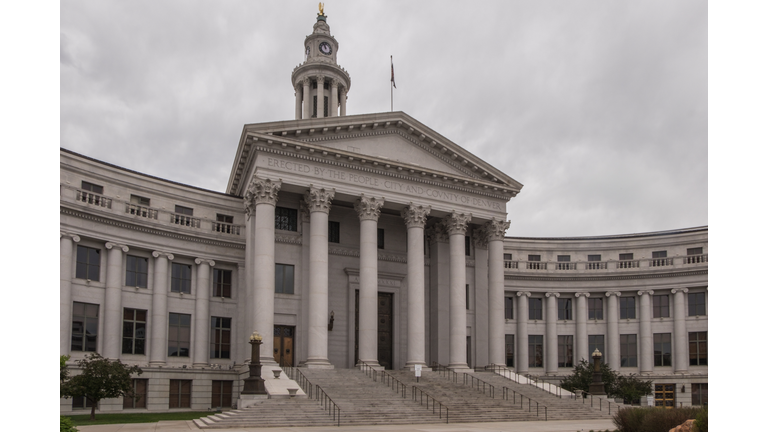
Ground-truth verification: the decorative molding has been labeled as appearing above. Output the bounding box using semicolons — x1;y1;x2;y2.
328;246;407;263
378;252;407;264
244;177;281;218
443;211;472;236
152;251;175;260
304;185;335;214
516;291;531;297
302;77;311;86
545;292;560;298
60;231;81;243
486;218;511;241
575;292;591;298
605;291;622;297
276;233;302;245
504;269;707;282
671;288;689;295
195;258;216;267
105;242;129;253
299;200;310;223
354;194;385;221
401;203;431;229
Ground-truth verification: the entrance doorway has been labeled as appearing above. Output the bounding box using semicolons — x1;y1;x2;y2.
273;325;295;367
355;291;394;369
654;383;675;408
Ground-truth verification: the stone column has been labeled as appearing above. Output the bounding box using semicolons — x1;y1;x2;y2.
516;291;530;374
302;78;311;119
60;232;81;355
545;292;559;374
193;258;215;367
427;222;450;365
104;242;129;360
472;227;489;368
150;251;174;366
295;84;302;120
671;288;689;373
316;76;325;119
605;291;621;369
305;185;335;368
575;292;590;363
355;195;385;367
402;203;431;369
244;177;282;364
638;290;654;374
340;87;347;116
486;218;510;366
330;79;339;117
444;212;471;370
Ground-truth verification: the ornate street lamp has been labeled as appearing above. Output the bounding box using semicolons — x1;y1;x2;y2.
589;349;607;395
241;331;267;395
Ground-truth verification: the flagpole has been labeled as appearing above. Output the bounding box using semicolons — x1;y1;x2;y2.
390;55;393;112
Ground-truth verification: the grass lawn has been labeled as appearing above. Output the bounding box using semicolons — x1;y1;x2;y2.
66;411;213;426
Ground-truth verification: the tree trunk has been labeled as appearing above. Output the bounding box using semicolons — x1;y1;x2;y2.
90;401;96;420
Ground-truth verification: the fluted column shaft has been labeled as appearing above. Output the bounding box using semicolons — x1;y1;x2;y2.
104;242;128;360
638;290;654;374
605;292;621;369
575;293;590;363
150;251;173;365
340;88;347;116
302;79;311;119
516;291;530;374
672;288;689;373
403;204;431;368
355;195;384;366
305;186;335;367
487;218;510;366
193;259;214;366
330;80;339;117
545;292;559;374
445;212;471;369
60;233;80;355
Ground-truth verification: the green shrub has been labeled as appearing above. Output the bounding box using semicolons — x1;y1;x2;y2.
613;407;704;432
60;416;78;432
694;406;707;432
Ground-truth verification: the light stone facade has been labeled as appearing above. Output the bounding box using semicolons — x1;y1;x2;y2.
60;12;707;415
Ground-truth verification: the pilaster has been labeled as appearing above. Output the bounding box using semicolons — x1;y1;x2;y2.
104;242;129;360
516;291;531;374
671;288;689;373
575;292;590;363
60;232;81;355
150;251;174;366
545;292;560;374
193;258;216;367
605;291;622;369
638;290;655;374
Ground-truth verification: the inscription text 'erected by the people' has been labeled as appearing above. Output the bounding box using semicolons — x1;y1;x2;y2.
265;156;504;211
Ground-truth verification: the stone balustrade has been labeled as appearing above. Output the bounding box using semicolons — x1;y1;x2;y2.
125;203;158;219
503;255;707;274
76;189;112;209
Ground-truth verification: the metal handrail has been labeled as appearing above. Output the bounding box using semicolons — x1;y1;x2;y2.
430;362;460;383
502;387;548;421
358;361;408;398
287;367;341;427
463;374;496;399
487;365;567;399
580;390;618;416
411;385;449;423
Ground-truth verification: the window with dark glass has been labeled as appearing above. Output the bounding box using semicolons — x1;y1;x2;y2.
212;381;233;409
169;380;191;408
688;292;706;316
324;96;329;117
505;296;514;319
168;313;191;357
215;214;235;234
72;395;97;410
275;207;298;231
558;298;572;320
503;253;512;261
653;295;670;318
81;181;103;194
125;255;148;288
377;228;385;249
528;254;541;261
465;284;470;309
505;334;515;367
687;247;703;256
76;245;101;281
620;334;637;367
210;317;231;359
122;308;146;355
72;302;99;352
529;298;543;320
588;335;605;364
130;194;150;206
213;269;232;298
558;335;573;367
619;253;634;260
689;332;707;366
171;263;192;294
123;379;148;409
312;95;317;117
528;335;543;367
654;333;672;366
620;297;636;319
328;221;340;243
588;254;601;261
175;205;193;215
275;264;295;294
691;383;708;406
465;236;471;256
556;255;571;269
588;298;603;320
652;251;667;258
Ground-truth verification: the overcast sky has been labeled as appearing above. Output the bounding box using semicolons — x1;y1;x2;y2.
60;0;707;237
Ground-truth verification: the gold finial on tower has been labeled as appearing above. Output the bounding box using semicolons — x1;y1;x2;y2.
318;2;325;16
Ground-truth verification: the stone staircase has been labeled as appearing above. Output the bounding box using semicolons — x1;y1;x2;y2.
193;398;339;429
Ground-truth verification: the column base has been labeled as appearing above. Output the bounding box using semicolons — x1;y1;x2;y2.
404;361;428;371
302;358;334;369
447;363;471;372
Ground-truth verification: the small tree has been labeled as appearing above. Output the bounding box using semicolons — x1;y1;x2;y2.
60;355;70;398
61;353;143;420
614;374;653;404
560;359;619;397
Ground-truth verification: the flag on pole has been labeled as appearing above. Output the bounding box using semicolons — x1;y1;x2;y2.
391;55;396;89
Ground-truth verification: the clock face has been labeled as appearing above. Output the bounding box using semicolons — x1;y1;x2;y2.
319;41;332;55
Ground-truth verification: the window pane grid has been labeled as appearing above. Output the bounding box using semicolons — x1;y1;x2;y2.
558;335;573;367
653;295;670;318
529;298;543;320
168;313;191;357
171;263;192;294
654;333;672;366
588;335;605;364
688;292;706;316
122;308;146;355
689;332;707;366
126;255;148;288
558;298;572;320
528;335;543;367
76;246;101;281
169;380;192;408
588;298;603;320
210;317;232;359
72;302;99;352
620;334;638;367
620;297;636;319
275;207;298;231
213;269;232;298
504;296;514;320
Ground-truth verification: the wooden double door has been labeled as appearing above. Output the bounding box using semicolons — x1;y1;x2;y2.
355;291;394;369
273;325;295;367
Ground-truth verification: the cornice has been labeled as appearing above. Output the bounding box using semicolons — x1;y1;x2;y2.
504;269;708;282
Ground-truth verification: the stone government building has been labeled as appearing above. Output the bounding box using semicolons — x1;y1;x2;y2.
59;12;707;414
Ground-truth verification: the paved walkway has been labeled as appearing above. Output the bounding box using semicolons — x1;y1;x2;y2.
77;419;616;432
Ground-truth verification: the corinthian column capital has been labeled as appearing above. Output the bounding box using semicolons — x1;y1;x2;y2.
244;177;282;218
425;221;449;244
443;211;472;236
354;194;385;221
401;203;431;228
105;242;129;253
304;185;335;214
485;218;511;241
472;225;489;249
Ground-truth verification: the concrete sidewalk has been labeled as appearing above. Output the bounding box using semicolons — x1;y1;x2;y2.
77;418;616;432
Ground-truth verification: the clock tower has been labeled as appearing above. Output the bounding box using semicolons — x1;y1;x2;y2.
291;8;351;119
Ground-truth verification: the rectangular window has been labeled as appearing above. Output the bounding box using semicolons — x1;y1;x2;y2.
130;194;150;206
588;254;601;261
689;332;707;366
275;207;298;231
556;255;572;270
558;298;572;320
171;263;192;294
505;334;515;367
619;253;634;260
651;250;670;266
213;269;232;298
503;253;512;260
620;297;636;319
324;96;329;117
312;95;317;117
212;381;233;409
76;245;101;281
652;251;667;258
123;379;148;409
214;214;236;234
688;292;706;316
588;298;603;320
686;247;705;264
122;308;147;355
377;228;385;249
210;317;232;359
168;313;191;357
687;247;703;256
620;334;638;367
328;221;340;243
691;383;708;406
169;380;192;408
465;236;471;256
528;254;541;261
465;284;470;309
72;302;99;352
654;333;672;366
587;254;604;270
175;205;193;215
653;295;670;318
528;335;543;367
529;298;543;320
526;254;544;270
81;180;103;194
504;296;514;319
557;255;570;262
275;264;295;294
558;335;573;367
125;255;148;288
588;335;605;364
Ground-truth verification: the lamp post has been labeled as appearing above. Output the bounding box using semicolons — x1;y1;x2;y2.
589;348;607;395
241;331;267;395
